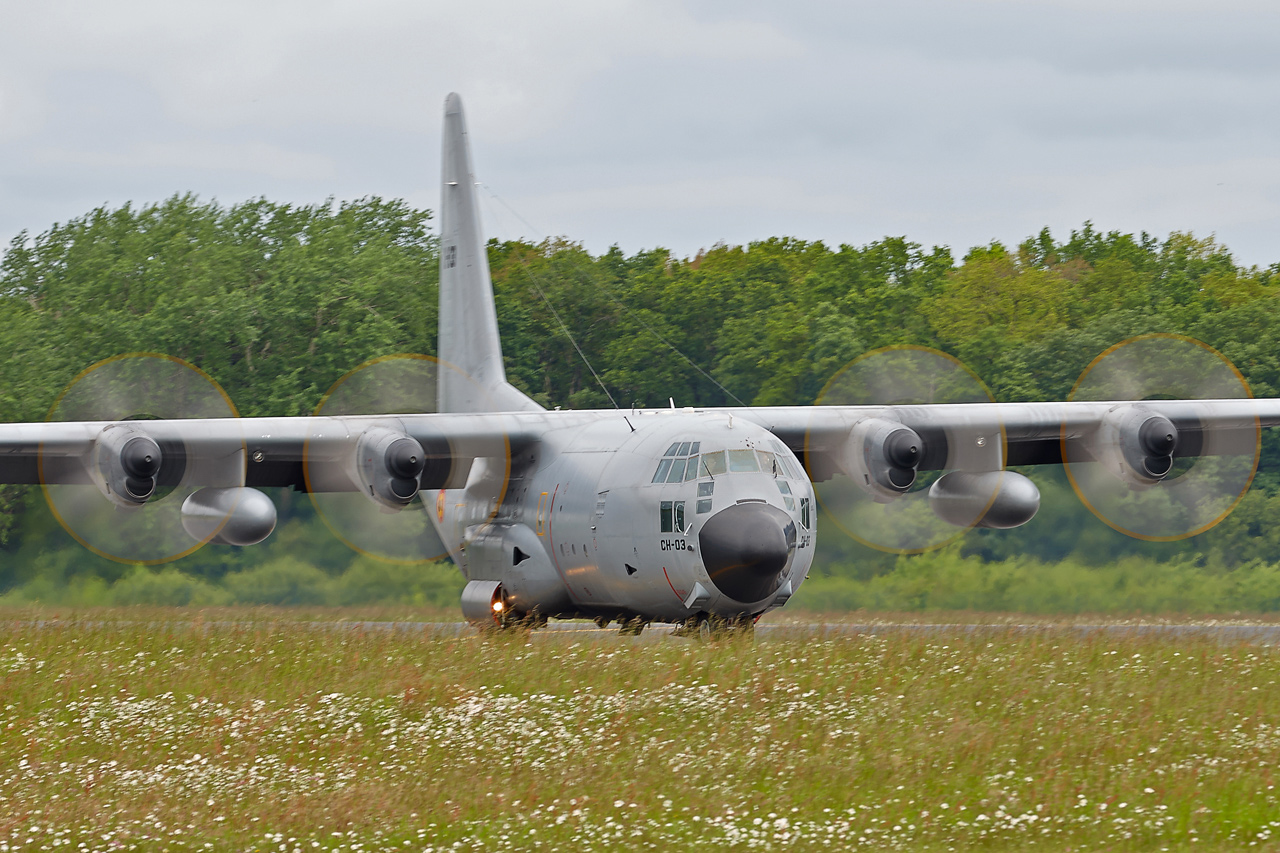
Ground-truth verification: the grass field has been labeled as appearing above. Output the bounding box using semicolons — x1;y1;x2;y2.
3;610;1280;850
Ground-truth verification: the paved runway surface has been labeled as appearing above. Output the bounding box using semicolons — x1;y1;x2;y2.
328;621;1280;644
15;619;1280;644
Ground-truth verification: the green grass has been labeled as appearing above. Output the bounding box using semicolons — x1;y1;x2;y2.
3;610;1280;850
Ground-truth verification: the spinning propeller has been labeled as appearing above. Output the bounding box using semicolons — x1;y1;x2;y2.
303;354;507;563
1061;334;1259;540
40;353;245;563
810;346;1007;553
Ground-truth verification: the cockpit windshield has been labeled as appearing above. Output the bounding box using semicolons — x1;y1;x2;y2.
652;441;799;483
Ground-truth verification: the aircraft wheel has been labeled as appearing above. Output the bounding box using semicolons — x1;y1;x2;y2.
618;617;646;636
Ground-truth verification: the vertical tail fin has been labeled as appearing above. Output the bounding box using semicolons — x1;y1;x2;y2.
438;93;542;414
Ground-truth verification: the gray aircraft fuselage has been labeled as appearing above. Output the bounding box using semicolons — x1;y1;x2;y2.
437;411;815;624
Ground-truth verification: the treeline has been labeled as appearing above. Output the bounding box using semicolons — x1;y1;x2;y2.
2;195;1280;610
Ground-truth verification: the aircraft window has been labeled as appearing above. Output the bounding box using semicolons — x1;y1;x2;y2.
666;458;687;483
689;441;700;455
701;451;726;476
684;459;700;481
661;500;686;532
652;458;673;483
784;496;795;511
664;443;681;457
776;480;792;495
698;481;714;497
800;497;811;530
696;498;713;514
677;441;692;457
785;456;802;479
728;449;760;473
758;451;778;476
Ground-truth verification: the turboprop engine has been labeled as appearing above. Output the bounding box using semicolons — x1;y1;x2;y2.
1087;406;1179;489
354;427;428;509
92;424;164;507
839;418;924;502
838;417;1040;530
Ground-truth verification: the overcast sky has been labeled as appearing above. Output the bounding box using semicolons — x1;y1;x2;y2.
2;0;1278;267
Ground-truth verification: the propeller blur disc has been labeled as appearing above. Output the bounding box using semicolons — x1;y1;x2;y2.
305;354;504;563
1063;334;1259;541
811;345;1004;553
41;353;243;564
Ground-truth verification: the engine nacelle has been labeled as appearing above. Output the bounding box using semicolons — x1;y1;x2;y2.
181;487;277;546
93;424;163;508
1090;406;1178;489
839;418;924;503
355;428;428;509
928;470;1040;529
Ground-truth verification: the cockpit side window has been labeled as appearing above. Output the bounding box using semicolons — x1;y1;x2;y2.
665;458;687;483
652;458;673;483
660;500;687;533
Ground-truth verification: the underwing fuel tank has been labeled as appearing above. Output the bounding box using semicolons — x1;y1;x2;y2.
180;487;278;546
928;470;1040;530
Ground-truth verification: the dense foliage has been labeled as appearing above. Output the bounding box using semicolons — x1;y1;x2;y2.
2;195;1280;610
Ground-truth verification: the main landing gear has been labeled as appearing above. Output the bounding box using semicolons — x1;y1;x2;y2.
673;613;757;641
594;615;649;635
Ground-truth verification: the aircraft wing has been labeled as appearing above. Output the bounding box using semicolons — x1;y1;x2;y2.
734;398;1274;470
3;398;1272;490
0;413;554;491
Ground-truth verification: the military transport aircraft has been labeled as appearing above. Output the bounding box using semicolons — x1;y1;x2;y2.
0;93;1274;635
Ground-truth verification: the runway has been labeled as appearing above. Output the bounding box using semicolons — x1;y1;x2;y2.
14;618;1280;644
325;620;1280;644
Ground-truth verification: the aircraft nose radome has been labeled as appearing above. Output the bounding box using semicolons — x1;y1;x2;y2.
444;93;463;114
698;502;796;603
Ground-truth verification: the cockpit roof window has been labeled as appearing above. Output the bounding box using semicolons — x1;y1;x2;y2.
677;441;692;457
663;442;681;457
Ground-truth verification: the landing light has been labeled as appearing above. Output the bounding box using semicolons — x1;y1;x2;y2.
492;600;505;613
